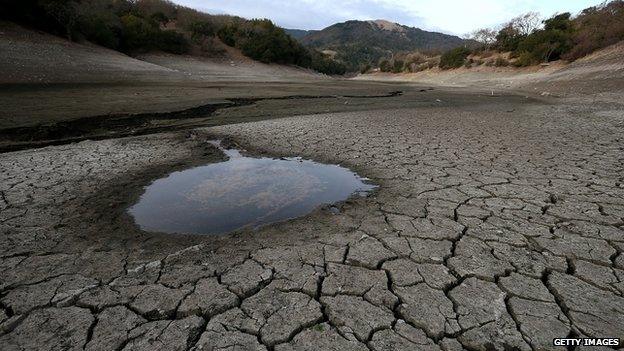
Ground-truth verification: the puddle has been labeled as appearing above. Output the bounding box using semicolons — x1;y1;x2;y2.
128;141;376;235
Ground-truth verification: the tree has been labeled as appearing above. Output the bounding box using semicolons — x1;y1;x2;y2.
495;11;541;52
470;28;497;48
514;12;573;65
496;24;523;52
509;12;542;36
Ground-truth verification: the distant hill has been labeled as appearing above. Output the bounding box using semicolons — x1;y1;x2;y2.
284;29;317;40
296;20;471;70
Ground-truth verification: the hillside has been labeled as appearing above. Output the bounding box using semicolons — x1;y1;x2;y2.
0;21;322;84
0;0;347;75
354;40;624;102
299;20;471;70
284;29;317;40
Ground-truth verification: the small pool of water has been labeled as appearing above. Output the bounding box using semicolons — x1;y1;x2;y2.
128;141;376;235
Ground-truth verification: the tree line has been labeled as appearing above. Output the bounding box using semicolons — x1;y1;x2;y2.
448;0;624;69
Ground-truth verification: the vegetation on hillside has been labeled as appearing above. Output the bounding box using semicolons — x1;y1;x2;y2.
0;0;345;75
439;47;472;69
217;19;346;74
299;20;470;72
366;0;624;73
458;0;624;69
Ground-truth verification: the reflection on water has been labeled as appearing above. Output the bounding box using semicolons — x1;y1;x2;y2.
128;142;376;235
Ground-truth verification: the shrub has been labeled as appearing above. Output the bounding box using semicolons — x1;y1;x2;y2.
119;14;188;54
120;14;157;51
494;57;509;67
513;52;538;67
379;59;392;72
150;12;169;26
216;22;238;46
1;0;81;39
310;52;347;75
439;47;471;69
392;60;404;73
156;30;188;54
187;21;215;43
404;52;426;66
79;15;121;49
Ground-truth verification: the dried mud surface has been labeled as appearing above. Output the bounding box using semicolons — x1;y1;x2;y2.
1;89;624;351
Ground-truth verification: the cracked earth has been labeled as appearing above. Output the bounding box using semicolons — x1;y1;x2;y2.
0;92;623;351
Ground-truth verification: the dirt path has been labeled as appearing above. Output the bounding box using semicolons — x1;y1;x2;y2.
1;89;622;350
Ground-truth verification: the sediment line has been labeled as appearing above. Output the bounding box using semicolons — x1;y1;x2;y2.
0;91;403;153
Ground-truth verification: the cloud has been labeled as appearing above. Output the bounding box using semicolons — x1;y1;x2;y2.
174;0;602;35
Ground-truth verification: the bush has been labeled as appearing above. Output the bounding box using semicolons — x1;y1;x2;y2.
120;14;157;51
187;21;214;43
494;57;509;67
1;0;81;39
79;15;121;49
150;12;169;25
513;52;538;67
119;14;188;54
379;59;392;72
392;60;404;73
308;50;346;75
439;47;471;69
156;30;189;54
216;22;238;46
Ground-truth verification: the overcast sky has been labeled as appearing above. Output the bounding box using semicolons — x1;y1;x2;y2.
172;0;602;35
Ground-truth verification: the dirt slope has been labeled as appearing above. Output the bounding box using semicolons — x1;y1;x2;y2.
356;41;624;100
0;21;324;84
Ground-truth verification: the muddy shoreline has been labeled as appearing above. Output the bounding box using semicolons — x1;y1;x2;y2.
0;91;403;153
